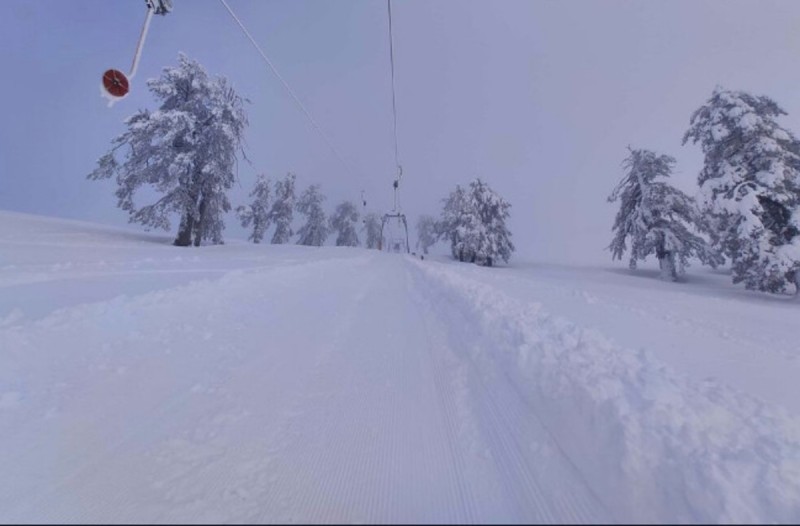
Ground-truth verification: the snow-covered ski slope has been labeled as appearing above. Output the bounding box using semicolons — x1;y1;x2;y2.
1;210;799;523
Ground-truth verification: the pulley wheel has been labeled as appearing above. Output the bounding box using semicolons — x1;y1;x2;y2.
102;69;130;98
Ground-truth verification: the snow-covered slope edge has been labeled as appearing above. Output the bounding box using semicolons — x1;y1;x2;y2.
410;259;800;523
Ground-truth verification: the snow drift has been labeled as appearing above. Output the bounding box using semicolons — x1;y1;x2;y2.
412;259;800;522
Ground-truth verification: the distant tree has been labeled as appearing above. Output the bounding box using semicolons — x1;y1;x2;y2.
296;184;329;246
237;174;271;243
362;212;382;249
89;53;248;246
683;87;800;293
268;173;296;244
438;179;514;266
330;201;360;247
608;148;720;281
416;214;438;255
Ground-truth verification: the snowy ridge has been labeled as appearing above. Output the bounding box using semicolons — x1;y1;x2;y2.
411;258;800;523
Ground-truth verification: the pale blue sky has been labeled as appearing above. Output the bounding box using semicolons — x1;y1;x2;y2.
2;1;800;262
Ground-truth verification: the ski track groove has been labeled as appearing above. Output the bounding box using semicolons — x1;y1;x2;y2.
407;260;611;524
33;313;327;523
475;373;594;523
249;256;493;523
254;262;381;523
495;362;617;522
173;254;374;523
6;365;220;522
405;265;478;523
404;263;475;523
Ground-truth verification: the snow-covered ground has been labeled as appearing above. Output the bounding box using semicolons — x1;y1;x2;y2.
1;210;799;523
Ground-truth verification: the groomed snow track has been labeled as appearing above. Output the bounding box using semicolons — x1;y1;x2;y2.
1;214;799;523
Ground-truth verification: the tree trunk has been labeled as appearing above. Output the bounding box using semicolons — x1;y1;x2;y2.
658;252;677;281
193;196;207;247
174;212;194;247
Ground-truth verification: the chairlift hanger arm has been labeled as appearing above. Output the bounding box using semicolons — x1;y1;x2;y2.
101;0;172;101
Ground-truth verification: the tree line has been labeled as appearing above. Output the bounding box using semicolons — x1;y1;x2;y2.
89;54;515;265
234;171;517;269
89;56;800;293
235;172;382;248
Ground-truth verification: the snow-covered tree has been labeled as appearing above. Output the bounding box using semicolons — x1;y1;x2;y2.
296;184;329;246
268;172;296;244
438;185;470;261
89;53;248;246
416;214;437;255
463;179;515;266
237;173;271;243
330;201;360;247
608;148;720;280
683;87;800;293
362;212;382;249
438;179;514;266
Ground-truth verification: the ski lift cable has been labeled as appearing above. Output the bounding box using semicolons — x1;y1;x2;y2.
387;0;402;178
217;0;361;181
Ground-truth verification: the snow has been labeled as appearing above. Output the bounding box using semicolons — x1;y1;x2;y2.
1;210;800;522
412;258;800;522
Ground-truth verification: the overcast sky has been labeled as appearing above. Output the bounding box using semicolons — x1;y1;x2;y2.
2;0;800;263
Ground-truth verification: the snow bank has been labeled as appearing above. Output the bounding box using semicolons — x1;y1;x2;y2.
411;259;800;523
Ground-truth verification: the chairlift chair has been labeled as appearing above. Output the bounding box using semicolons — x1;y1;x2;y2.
380;212;409;254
